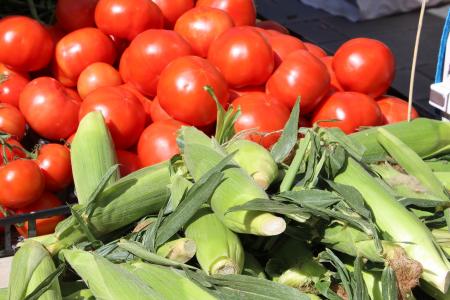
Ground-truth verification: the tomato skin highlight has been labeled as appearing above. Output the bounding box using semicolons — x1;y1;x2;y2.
376;96;419;124
196;0;256;26
157;56;229;126
56;0;98;32
0;103;26;140
0;159;45;209
312;91;383;134
116;149;141;176
0;63;29;108
138;119;186;167
77;62;123;99
152;0;195;28
36;144;73;192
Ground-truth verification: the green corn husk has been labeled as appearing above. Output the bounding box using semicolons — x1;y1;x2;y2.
184;207;244;275
225;139;278;190
156;237;196;264
71;111;119;205
345;264;383;300
421;280;450;300
427;160;450;172
62;289;95;300
334;157;450;293
61;249;162;300
0;288;6;300
179;126;286;236
242;252;266;279
435;172;450;190
350;118;450;163
123;262;217;300
7;240;62;300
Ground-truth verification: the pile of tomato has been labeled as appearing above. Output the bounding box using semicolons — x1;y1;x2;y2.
0;0;419;237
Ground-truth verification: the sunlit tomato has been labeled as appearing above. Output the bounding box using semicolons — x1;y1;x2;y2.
137;119;186;167
19;77;81;140
312;92;382;134
0;16;53;72
95;0;164;41
77;62;123;99
150;97;172;122
196;0;256;26
119;83;153;124
0;103;26;140
231;92;290;148
266;50;330;112
52;61;78;87
116;149;141;176
0;159;45;209
158;56;228;126
303;42;327;58
255;20;289;34
0;139;26;165
333;38;395;98
152;0;195;28
124;29;193;97
376;96;419;124
15;192;64;237
321;56;343;92
79;86;146;149
229;85;265;102
56;0;98;32
36;144;72;192
265;33;306;67
55;27;117;86
118;47;132;83
0;63;29;108
174;7;234;58
208;26;274;88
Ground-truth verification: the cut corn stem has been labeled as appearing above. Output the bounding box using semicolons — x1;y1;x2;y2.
156;238;196;264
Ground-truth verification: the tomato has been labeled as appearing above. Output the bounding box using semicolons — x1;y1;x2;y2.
109;35;129;57
56;0;98;32
333;38;395;98
304;42;327;58
52;61;78;87
55;27;117;86
208;26;274;88
255;20;289;34
118;47;132;83
196;0;256;26
19;77;81;140
0;159;45;209
376;96;419;124
311;92;382;134
265;33;306;67
117;149;141;176
0;63;29;108
124;29;193;97
0;209;4;233
45;25;66;44
137;119;186;167
0;16;53;72
266;50;330;112
36;144;72;192
79;86;146;149
158;56;229;126
150;97;172;122
231;92;290;148
0;103;26;140
152;0;195;28
174;7;234;58
119;83;153;125
0;139;26;165
15;192;64;237
229;85;265;102
77;62;123;99
321;56;343;92
95;0;163;41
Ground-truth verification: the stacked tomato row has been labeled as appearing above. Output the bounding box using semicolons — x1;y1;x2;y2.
0;0;418;236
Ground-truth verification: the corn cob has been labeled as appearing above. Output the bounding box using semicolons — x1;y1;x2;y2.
156;237;196;264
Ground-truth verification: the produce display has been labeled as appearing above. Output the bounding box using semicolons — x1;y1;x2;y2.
0;0;448;299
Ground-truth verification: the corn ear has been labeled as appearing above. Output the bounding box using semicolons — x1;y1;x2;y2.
0;288;6;300
156;237;196;263
184;206;244;275
26;255;62;300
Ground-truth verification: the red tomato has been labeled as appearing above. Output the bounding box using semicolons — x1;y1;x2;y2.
0;209;4;233
311;92;382;134
119;83;153;124
333;38;395;98
0;103;26;140
56;0;98;32
109;35;129;57
124;29;193;97
376;96;419;124
231;92;290;148
45;25;66;44
15;192;64;237
0;63;29;108
55;27;117;86
207;26;274;88
52;61;78;87
0;159;45;209
266;50;330;112
77;62;123;99
321;56;343;92
304;42;327;58
0;139;26;165
95;0;164;41
19;77;81;140
265;33;306;67
255;20;289;34
137;119;186;167
79;86;146;149
0;16;53;72
157;56;228;126
152;0;195;28
229;85;265;102
196;0;256;26
174;7;234;58
116;149;141;176
150;97;172;122
36;144;72;192
118;47;132;83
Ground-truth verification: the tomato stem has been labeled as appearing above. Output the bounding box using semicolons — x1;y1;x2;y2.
0;74;8;84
